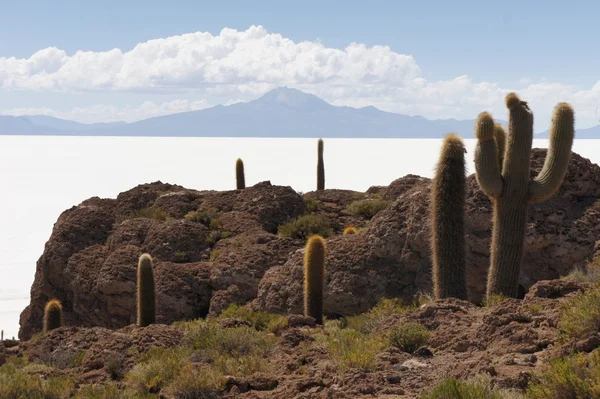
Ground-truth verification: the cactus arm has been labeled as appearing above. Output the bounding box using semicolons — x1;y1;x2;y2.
474;112;504;198
528;103;575;204
494;124;507;171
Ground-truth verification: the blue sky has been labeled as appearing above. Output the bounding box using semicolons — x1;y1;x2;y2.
1;0;599;129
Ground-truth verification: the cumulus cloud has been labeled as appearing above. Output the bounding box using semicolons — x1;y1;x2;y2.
1;25;599;128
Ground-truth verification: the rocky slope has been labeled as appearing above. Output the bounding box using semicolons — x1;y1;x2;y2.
18;149;600;341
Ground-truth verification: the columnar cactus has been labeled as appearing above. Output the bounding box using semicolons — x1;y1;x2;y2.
304;234;326;324
43;299;63;333
137;253;156;327
343;226;358;235
475;93;574;298
236;158;245;190
317;139;325;191
430;133;468;300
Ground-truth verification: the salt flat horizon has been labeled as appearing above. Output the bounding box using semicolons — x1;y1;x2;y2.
2;135;599;340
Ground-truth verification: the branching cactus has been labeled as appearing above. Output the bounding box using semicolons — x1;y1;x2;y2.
43;299;63;333
236;158;245;190
304;234;326;324
137;253;156;327
475;93;574;298
430;133;468;300
317;139;325;191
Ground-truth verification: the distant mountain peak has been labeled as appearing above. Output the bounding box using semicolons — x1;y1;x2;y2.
253;87;329;109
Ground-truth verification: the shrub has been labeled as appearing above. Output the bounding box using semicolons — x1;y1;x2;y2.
0;363;75;399
304;197;321;212
525;349;600;398
389;322;430;353
125;347;189;394
562;259;600;284
106;354;125;380
163;363;224;399
278;214;333;240
345;199;391;219
219;304;288;333
323;328;386;372
558;285;600;342
73;383;123;399
174;251;188;263
184;208;221;226
342;297;416;334
209;250;221;262
421;373;524;399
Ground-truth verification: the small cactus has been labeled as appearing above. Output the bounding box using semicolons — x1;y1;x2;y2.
304;235;326;324
430;133;468;300
236;158;245;190
43;299;63;333
317;139;325;191
343;226;358;235
137;253;156;327
475;93;575;298
1;329;3;340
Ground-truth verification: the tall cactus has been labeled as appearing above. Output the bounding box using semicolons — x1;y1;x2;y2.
430;133;468;300
137;253;156;327
43;299;63;333
475;93;574;298
304;234;326;324
236;158;245;190
317;139;325;191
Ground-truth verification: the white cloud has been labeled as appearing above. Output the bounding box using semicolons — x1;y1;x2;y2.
1;25;599;129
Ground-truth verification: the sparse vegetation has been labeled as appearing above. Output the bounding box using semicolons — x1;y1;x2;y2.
219;304;289;333
321;328;386;372
562;258;600;283
278;214;333;240
421;373;524;399
525;349;600;398
483;293;507;307
558;285;600;342
174;251;188;263
388;322;430;353
303;197;321;212
342;297;416;333
184;208;221;226
345;199;391;219
0;363;75;399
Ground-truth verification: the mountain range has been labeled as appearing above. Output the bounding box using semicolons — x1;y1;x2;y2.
1;87;598;138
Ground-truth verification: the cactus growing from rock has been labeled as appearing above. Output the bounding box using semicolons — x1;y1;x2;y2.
137;253;156;327
475;93;574;298
236;158;245;190
430;133;468;300
304;234;326;324
43;299;63;333
317;139;325;191
343;226;358;235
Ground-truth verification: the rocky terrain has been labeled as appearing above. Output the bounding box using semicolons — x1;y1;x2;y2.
3;148;600;398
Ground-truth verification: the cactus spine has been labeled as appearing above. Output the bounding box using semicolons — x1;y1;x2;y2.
236;158;245;190
317;139;325;191
304;235;326;324
43;299;63;333
430;133;468;300
475;93;574;298
137;253;156;327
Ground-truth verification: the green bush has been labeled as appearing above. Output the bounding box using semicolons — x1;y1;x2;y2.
184;208;221;226
163;364;223;399
278;214;333;240
388;322;430;353
421;373;524;399
525;349;600;398
342;297;416;333
125;347;189;395
219;304;288;333
322;328;386;372
303;197;321;212
0;363;75;399
558;285;600;342
345;199;392;219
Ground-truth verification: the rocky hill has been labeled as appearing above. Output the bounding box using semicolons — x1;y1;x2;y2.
4;148;600;397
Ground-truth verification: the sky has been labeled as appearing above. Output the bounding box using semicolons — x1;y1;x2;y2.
1;0;599;130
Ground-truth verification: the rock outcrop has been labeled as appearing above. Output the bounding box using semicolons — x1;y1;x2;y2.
19;150;600;340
